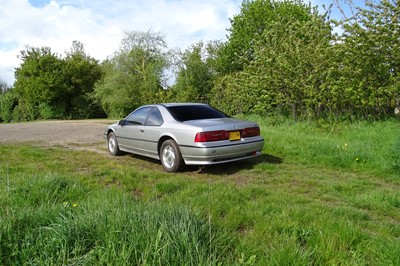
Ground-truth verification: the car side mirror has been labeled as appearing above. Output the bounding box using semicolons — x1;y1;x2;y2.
118;120;126;126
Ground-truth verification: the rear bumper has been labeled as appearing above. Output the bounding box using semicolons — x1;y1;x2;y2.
180;139;264;165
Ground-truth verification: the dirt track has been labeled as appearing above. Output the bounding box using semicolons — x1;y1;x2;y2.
0;120;117;152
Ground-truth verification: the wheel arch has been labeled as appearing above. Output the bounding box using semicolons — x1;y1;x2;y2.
158;135;175;156
106;128;115;137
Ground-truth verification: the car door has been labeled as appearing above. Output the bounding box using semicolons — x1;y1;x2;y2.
116;107;152;154
141;107;164;159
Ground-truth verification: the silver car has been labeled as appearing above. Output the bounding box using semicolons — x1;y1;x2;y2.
104;103;264;172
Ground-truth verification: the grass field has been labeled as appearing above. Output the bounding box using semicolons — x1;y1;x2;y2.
1;117;399;265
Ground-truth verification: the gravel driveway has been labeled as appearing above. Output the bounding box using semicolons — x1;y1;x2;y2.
0;120;116;152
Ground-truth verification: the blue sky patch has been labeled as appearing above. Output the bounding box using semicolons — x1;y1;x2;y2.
29;0;51;8
0;41;19;51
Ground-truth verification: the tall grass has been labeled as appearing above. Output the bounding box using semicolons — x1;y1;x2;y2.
0;173;235;265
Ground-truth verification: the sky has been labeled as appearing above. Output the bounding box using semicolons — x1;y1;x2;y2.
0;0;348;87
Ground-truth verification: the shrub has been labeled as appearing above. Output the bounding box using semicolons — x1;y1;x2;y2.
0;90;18;122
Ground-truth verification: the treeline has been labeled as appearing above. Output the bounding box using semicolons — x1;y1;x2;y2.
1;0;399;122
0;42;104;121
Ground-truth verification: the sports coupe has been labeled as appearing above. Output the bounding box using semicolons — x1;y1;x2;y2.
104;103;264;172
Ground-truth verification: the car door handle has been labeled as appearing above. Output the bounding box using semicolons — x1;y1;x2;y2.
140;129;144;133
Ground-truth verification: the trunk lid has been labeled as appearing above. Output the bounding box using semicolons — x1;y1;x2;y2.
183;118;258;131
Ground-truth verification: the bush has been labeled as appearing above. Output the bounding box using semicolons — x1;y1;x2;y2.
0;90;18;122
11;101;38;122
38;103;66;120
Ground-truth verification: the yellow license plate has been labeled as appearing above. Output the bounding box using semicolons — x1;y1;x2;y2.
229;131;241;141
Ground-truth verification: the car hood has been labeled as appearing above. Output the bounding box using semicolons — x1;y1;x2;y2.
182;118;258;131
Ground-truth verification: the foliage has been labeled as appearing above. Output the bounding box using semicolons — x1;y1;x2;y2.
218;0;313;74
212;0;331;118
211;0;399;120
10;43;103;122
0;89;18;122
210;73;260;116
328;0;400;118
13;46;67;120
63;41;104;119
94;30;170;118
172;41;221;103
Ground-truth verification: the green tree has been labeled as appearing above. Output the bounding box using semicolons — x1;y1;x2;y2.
12;42;104;121
95;30;170;117
173;41;221;103
218;0;313;74
64;41;104;118
251;7;333;118
13;46;67;120
330;0;400;118
212;0;332;118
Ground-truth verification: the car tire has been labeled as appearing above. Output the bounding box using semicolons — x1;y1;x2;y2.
107;132;122;156
160;139;184;172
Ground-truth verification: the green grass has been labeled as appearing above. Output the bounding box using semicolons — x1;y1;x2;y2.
253;115;400;176
1;118;399;265
0;172;235;265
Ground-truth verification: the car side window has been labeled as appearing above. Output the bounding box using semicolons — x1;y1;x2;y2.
125;107;152;125
145;107;164;126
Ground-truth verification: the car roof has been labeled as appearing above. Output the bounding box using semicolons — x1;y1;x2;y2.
158;103;208;108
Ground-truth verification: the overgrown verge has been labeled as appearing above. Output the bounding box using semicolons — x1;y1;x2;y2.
0;173;236;265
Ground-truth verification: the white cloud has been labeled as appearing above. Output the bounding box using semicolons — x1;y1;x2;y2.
0;0;241;86
0;48;19;86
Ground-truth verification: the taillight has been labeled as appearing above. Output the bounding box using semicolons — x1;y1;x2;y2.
195;130;229;142
242;127;260;137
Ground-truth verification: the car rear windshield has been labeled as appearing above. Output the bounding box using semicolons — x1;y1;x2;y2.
166;105;227;122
